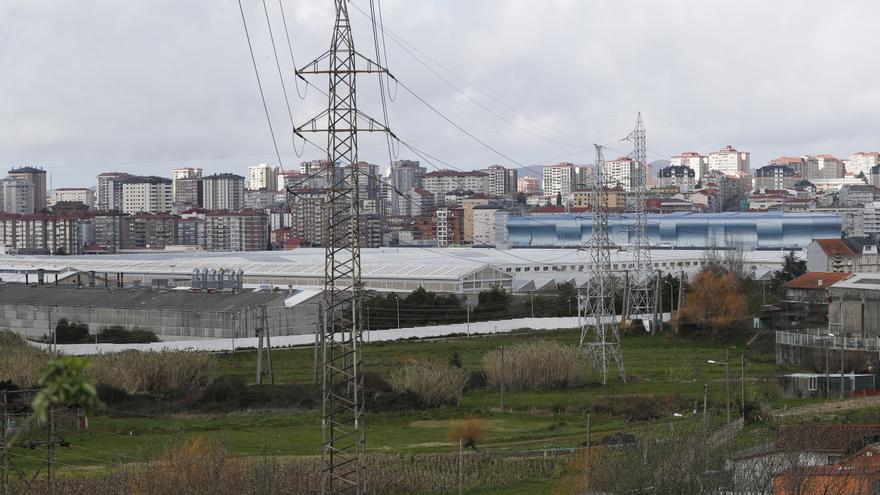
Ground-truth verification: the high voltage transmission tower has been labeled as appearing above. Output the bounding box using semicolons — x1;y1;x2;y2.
624;112;657;332
294;1;393;493
579;145;626;385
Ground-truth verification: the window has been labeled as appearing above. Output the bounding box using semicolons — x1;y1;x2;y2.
808;377;817;392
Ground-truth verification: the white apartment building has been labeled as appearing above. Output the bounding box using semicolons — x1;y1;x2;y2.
171;167;202;202
481;164;517;197
708;146;750;177
121;177;173;214
850;152;880;177
422;170;488;201
472;206;501;246
864;202;880;236
542;162;586;198
248;163;280;191
436;208;451;247
671;152;709;181
806;155;846;179
96;172;131;211
0;177;35;215
48;188;95;209
203;173;245;211
605;157;633;191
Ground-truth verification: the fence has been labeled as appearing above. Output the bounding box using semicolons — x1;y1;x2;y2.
31;313;671;356
776;330;880;352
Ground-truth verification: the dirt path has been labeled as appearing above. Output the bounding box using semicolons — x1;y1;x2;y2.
775;395;880;418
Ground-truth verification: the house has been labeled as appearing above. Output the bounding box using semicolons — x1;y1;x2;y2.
778;373;877;399
731;424;880;493
773;443;880;495
784;272;850;304
806;238;880;273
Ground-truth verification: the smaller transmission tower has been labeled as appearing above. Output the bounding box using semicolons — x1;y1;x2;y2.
624;112;656;331
579;145;626;385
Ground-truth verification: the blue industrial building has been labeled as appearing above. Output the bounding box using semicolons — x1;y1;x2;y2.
501;212;841;249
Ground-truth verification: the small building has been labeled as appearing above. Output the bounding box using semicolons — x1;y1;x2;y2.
731;424;880;493
773;443;880;495
784;272;850;304
828;273;880;338
778;373;877;399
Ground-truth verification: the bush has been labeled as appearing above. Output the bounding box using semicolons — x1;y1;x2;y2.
203;375;248;403
589;394;689;422
97;325;159;344
448;418;488;450
0;331;49;387
483;341;582;392
464;370;487;391
55;319;91;344
391;360;468;407
91;351;215;395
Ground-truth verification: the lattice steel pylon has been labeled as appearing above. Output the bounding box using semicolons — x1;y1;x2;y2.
624;112;656;332
579;145;626;385
294;2;392;493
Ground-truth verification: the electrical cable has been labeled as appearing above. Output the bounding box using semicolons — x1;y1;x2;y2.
261;0;298;162
236;0;285;171
277;0;308;100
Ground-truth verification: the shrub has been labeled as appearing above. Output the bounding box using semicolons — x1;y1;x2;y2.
448;418;488;450
483;341;582;392
91;350;215;395
464;370;487;391
0;331;50;387
589;394;689;422
97;325;159;343
203;375;248;403
55;319;91;344
391;359;468;407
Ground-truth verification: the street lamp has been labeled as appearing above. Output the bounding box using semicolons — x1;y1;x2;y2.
392;294;401;329
708;350;732;427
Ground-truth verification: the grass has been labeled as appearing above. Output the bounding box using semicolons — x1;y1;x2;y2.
7;327;824;491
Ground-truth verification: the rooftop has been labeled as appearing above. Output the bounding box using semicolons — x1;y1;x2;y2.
0;284;290;311
813;238;856;257
774;424;880;453
783;272;850;290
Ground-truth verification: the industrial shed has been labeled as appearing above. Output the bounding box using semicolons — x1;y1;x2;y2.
0;284;319;340
828;273;880;338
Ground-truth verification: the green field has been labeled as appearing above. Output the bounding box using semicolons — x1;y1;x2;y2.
9;327;837;493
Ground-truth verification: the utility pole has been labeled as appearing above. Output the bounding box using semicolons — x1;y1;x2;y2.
314;302;322;386
624;113;655;334
702;384;708;429
741;353;746;422
725;349;731;426
295;2;395;489
47;408;54;495
499;344;505;410
2;392;8;495
579;145;626;385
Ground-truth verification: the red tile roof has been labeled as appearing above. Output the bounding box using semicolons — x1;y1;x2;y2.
814;238;856;257
784;272;850;290
774;425;880;453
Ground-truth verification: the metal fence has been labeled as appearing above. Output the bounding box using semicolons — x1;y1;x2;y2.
776;330;880;352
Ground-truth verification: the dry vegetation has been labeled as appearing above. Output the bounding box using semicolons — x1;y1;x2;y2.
676;270;748;332
391;359;468;406
0;331;214;394
483;341;582;391
448;418;488;450
42;436;569;495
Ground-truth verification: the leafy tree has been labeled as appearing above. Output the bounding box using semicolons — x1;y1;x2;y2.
32;356;103;422
677;269;748;333
769;250;807;291
473;287;512;320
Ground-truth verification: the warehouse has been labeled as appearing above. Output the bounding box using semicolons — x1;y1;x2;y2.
0;284;320;340
0;247;789;295
502;212;841;249
828;273;880;338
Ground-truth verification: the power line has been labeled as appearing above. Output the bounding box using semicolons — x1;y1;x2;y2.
236;0;285;171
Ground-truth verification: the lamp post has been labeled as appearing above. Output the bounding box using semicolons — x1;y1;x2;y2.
708;349;732;427
393;294;401;329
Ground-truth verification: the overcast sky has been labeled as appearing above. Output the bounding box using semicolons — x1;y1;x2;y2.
2;1;879;187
